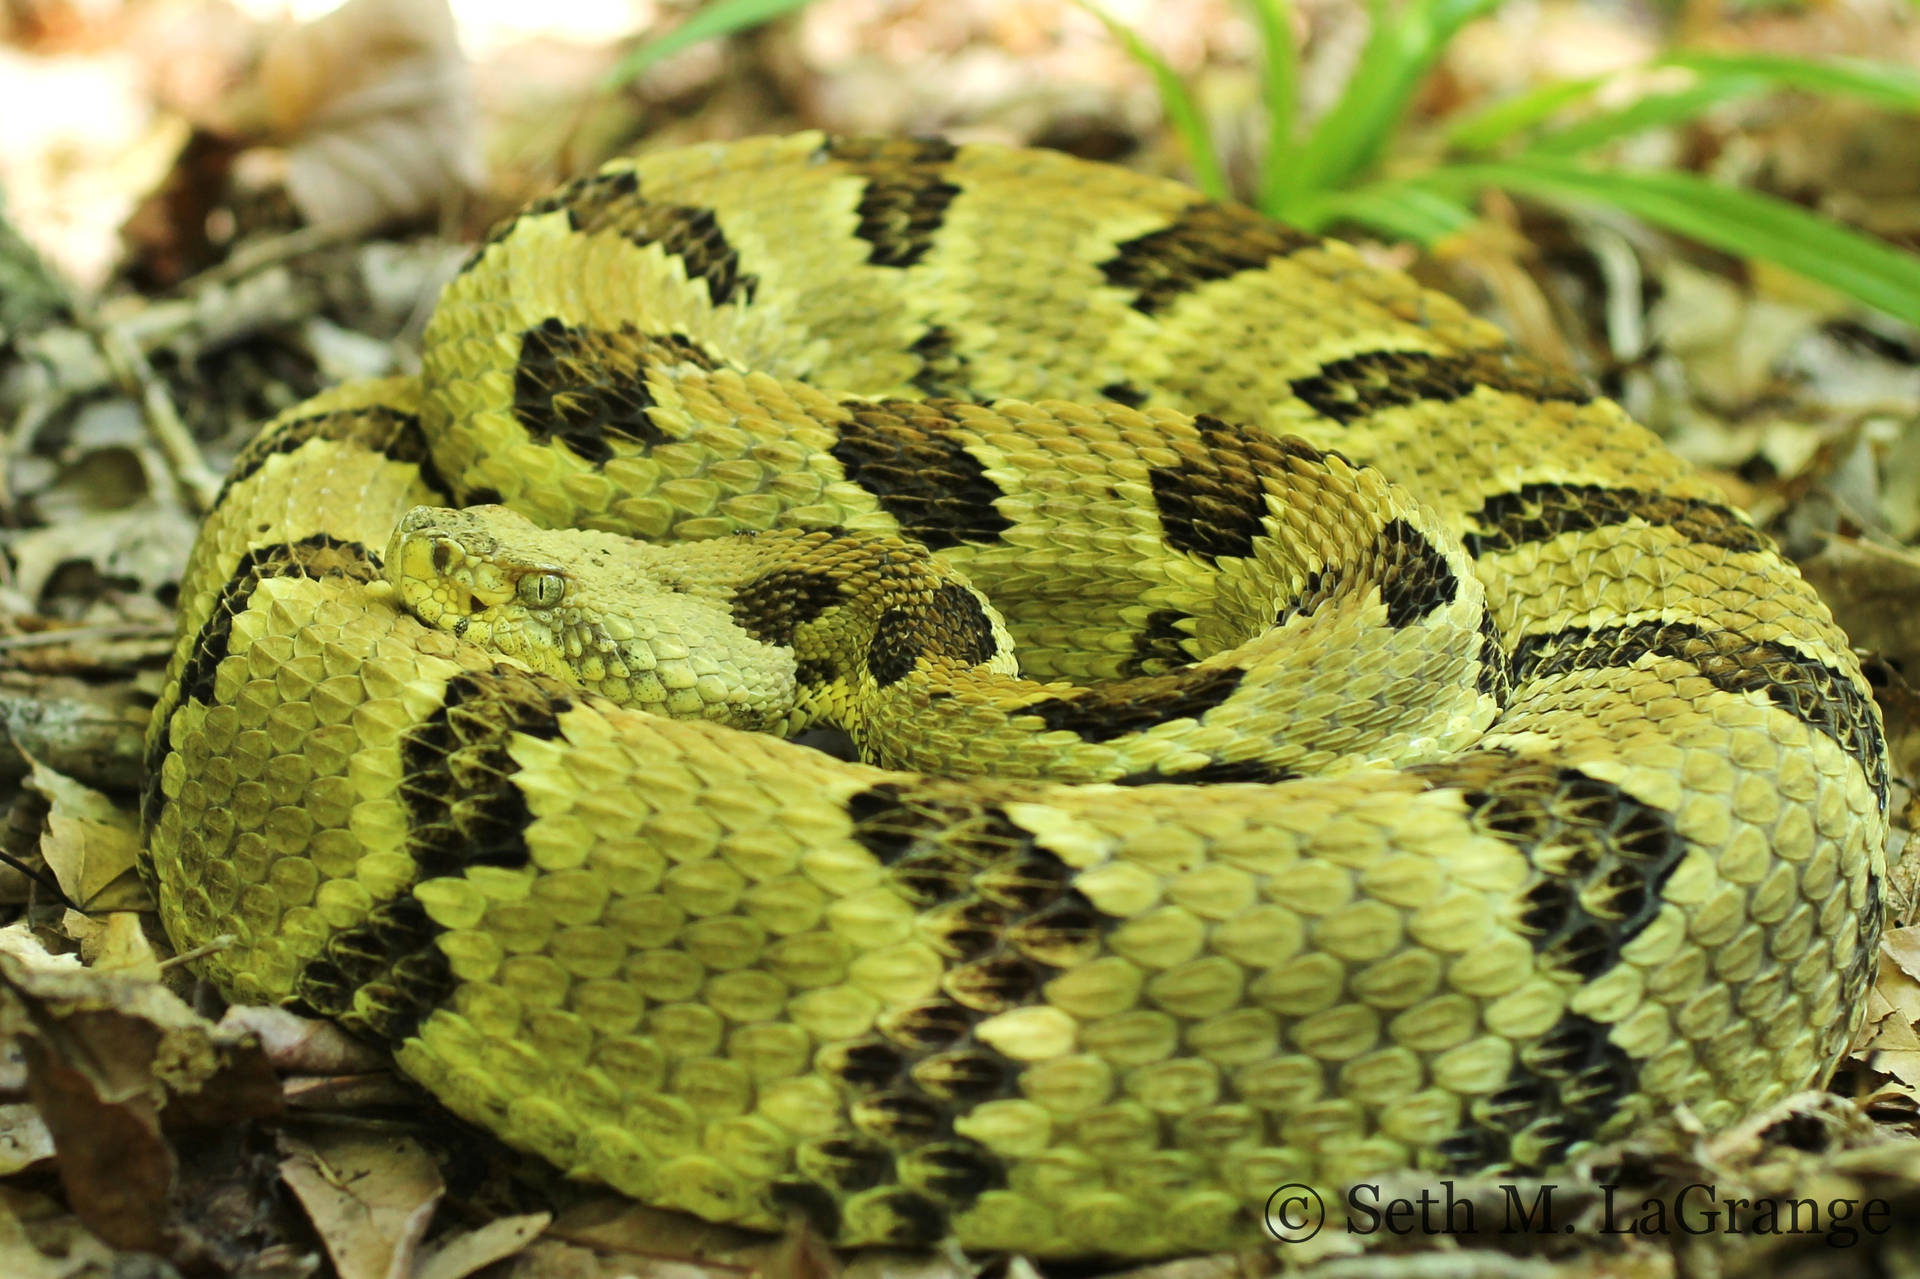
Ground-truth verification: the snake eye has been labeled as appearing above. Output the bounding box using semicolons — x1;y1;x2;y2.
517;571;567;607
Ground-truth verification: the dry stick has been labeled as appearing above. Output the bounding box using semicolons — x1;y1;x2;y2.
0;622;172;651
89;318;220;514
156;934;237;970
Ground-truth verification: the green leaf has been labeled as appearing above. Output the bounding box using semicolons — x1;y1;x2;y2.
1071;0;1229;199
1246;0;1300;211
1292;179;1479;242
1444;74;1611;153
1521;74;1773;155
1281;0;1505;209
602;0;814;89
1659;50;1920;112
1416;157;1920;327
1449;50;1920;156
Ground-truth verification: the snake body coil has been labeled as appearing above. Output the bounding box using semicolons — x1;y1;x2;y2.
143;134;1889;1257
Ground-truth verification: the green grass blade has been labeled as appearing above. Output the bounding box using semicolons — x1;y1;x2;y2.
603;0;815;88
1416;157;1920;327
1072;0;1229;199
1444;74;1610;153
1247;0;1300;211
1658;51;1920;111
1447;51;1920;156
1292;179;1479;242
1521;74;1773;155
1284;0;1505;206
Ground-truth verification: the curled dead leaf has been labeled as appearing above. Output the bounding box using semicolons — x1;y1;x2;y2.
277;1130;442;1279
0;933;280;1253
22;753;150;915
238;0;481;234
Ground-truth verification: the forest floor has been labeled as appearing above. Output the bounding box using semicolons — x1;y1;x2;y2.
1;1;1918;1276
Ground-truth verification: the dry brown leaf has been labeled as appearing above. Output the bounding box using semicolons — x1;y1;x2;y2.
0;1102;56;1177
0;922;79;972
1797;536;1920;677
1882;926;1920;987
278;1130;443;1279
1855;938;1920;1094
60;908;157;980
22;753;150;915
2;406;198;614
237;0;480;234
413;1212;550;1279
219;1003;390;1076
0;935;281;1253
0;1192;100;1279
550;1195;790;1271
501;1239;624;1279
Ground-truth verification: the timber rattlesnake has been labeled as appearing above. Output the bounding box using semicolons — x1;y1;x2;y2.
142;133;1889;1257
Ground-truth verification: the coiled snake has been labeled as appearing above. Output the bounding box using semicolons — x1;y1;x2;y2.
142;134;1889;1257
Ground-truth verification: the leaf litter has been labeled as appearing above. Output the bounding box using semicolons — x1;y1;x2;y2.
0;1;1918;1277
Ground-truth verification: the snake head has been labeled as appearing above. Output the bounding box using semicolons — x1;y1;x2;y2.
384;504;802;731
386;505;571;635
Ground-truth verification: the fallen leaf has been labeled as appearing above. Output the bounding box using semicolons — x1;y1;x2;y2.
278;1130;443;1279
1881;927;1920;988
0;1102;56;1176
413;1212;550;1279
234;0;481;234
219;1004;390;1076
22;753;150;914
0;939;281;1253
60;908;157;980
0;923;79;971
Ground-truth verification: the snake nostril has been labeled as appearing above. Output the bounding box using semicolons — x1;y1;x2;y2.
431;539;454;574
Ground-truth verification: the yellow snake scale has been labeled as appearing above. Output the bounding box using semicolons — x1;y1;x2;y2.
142;134;1889;1257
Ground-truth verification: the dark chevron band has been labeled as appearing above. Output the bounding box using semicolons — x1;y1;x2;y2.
1290;348;1592;425
1411;752;1689;981
290;894;456;1043
398;666;574;878
1021;664;1245;743
1464;482;1769;558
907;325;975;399
215;405;448;509
818;136;963;270
1509;620;1888;808
832;400;1013;549
1147;419;1326;564
768;780;1110;1244
730;567;846;648
1111;758;1300;786
867;584;1000;688
1099;202;1317;314
1437;1010;1638;1173
1371;517;1461;628
1410;753;1678;1169
291;665;579;1046
144;535;381;828
513;319;719;463
1121;608;1198;678
519;167;757;306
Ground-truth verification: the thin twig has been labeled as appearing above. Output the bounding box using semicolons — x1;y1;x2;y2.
157;934;236;970
0;622;173;651
189;222;365;290
88;317;220;512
